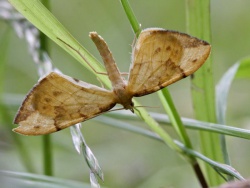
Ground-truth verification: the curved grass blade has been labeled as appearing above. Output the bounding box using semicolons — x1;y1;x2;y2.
0;170;92;188
8;0;110;87
105;111;250;140
216;57;250;177
216;56;250;122
94;116;244;180
120;3;202;182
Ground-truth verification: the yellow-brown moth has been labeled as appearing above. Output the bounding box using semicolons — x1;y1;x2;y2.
13;28;211;135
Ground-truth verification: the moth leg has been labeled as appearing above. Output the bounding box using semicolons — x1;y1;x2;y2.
57;38;108;75
120;72;129;76
131;35;137;49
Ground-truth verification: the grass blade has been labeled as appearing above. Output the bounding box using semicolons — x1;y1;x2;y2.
95;116;244;180
120;0;141;37
186;0;224;185
8;0;111;87
216;57;250;179
0;170;92;188
105;111;250;140
121;1;207;187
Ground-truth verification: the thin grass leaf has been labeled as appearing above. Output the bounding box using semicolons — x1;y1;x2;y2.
120;0;141;37
216;59;234;178
235;57;250;79
151;112;250;140
186;0;224;185
0;170;92;188
8;0;111;87
70;124;104;182
0;24;36;173
0;26;10;117
175;141;245;181
90;172;101;188
120;0;197;161
216;57;250;179
105;111;250;140
70;124;82;154
5;1;103;184
119;0;181;151
216;62;240;124
94;116;244;180
3;91;250;140
39;0;53;177
121;2;208;185
133;101;180;152
158;88;193;149
116;1;188;154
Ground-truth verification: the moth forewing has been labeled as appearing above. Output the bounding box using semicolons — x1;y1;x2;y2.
13;72;117;135
127;28;211;97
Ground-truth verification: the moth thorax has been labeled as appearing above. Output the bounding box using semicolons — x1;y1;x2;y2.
114;86;134;110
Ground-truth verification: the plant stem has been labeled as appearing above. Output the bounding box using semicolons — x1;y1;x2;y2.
121;0;208;187
159;89;192;148
159;89;208;188
120;0;141;37
185;0;224;186
41;0;53;176
42;134;53;176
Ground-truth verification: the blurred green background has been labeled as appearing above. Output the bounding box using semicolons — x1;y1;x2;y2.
0;1;250;187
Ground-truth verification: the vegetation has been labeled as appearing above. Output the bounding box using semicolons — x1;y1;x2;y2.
1;1;250;187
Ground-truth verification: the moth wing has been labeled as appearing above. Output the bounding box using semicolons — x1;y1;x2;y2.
14;72;117;135
127;28;211;97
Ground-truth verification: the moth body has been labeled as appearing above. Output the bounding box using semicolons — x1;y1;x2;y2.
90;32;134;112
13;28;211;135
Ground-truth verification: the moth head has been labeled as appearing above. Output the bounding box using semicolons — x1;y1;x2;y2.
123;101;134;113
129;101;134;113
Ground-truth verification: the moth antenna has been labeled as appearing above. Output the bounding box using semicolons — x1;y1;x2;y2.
120;72;129;76
134;105;160;109
57;37;108;76
107;107;126;113
107;106;159;115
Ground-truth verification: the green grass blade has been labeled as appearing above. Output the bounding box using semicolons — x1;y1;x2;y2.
121;0;194;155
158;88;192;149
216;57;250;179
8;0;111;88
216;63;240;124
121;1;208;186
0;27;11;100
216;57;250;124
133;101;181;152
40;0;53;177
175;141;244;181
120;0;141;37
0;28;36;173
235;57;250;79
5;91;250;140
95;116;244;180
186;0;224;185
0;170;92;188
105;111;250;140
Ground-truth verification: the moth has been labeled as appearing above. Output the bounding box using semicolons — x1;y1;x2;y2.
13;28;211;135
